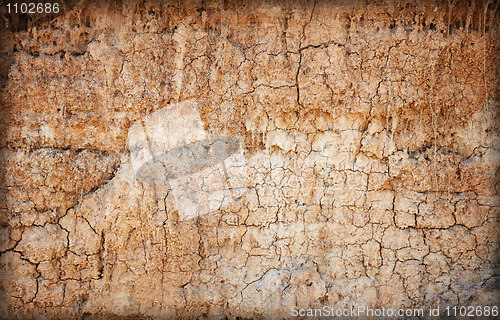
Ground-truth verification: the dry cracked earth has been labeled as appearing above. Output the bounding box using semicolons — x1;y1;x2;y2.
0;0;499;319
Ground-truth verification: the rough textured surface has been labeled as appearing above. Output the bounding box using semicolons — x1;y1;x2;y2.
0;0;499;319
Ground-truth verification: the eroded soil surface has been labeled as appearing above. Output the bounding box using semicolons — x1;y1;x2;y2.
0;0;499;319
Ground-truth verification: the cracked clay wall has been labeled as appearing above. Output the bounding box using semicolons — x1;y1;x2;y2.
0;0;499;319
